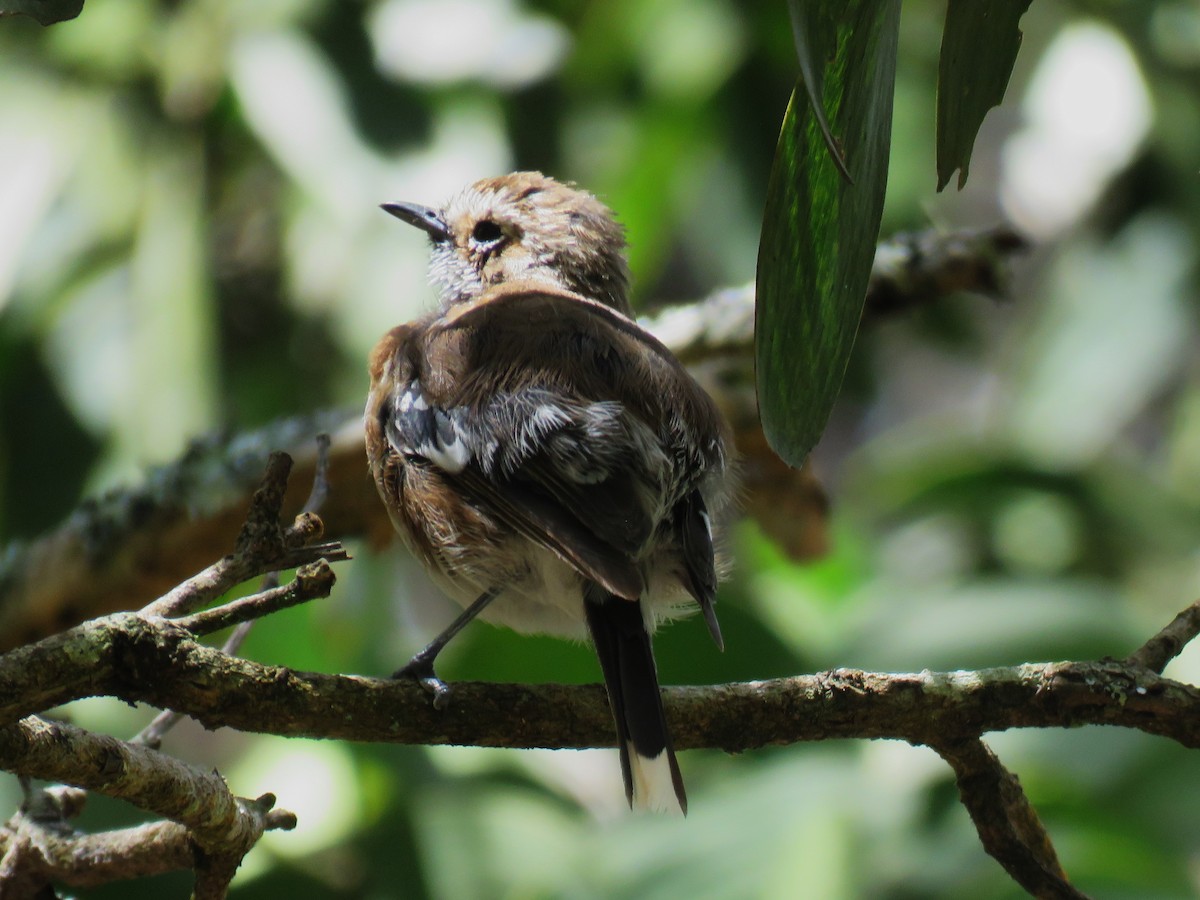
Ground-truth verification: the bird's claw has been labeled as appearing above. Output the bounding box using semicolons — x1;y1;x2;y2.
394;657;453;710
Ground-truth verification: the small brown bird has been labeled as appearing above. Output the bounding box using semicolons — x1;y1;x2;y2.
364;172;733;813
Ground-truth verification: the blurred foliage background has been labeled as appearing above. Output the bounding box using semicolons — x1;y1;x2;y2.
2;0;1200;897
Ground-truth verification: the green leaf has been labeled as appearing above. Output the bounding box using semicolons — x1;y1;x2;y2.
756;1;900;467
787;4;852;185
936;0;1032;191
0;0;83;25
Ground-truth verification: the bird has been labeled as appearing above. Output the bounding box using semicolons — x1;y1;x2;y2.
364;171;733;814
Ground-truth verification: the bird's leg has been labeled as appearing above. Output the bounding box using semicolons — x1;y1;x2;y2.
394;587;500;710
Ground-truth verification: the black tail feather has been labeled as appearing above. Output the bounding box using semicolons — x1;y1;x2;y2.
583;583;686;814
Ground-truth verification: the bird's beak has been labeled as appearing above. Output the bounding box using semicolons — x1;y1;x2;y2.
381;201;451;242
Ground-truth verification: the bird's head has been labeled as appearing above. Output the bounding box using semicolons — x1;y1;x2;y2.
383;171;631;314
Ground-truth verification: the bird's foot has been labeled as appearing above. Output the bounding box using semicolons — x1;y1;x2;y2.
393;655;452;710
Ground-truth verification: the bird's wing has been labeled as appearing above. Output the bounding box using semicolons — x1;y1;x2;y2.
381;285;728;601
435;283;728;478
382;374;652;600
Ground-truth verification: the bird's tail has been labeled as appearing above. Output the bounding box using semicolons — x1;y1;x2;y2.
583;584;685;814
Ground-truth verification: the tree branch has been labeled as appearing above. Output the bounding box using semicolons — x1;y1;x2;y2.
0;603;1187;897
1126;595;1200;674
935;737;1086;899
2;610;1197;751
174;559;337;637
134;434;335;752
0;798;294;892
140;451;347;620
0;717;291;856
640;225;1026;364
0;449;334;895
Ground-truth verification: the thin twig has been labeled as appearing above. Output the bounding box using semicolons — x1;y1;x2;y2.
232;452;294;559
299;432;333;517
174;560;337;636
1126;596;1200;673
219;432;334;652
224;620;256;658
133;711;181;753
140;452;295;620
934;737;1087;899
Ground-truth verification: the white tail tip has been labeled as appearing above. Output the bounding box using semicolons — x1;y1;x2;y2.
628;744;684;815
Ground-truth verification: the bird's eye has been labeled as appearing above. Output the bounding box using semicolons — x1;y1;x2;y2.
471;220;504;245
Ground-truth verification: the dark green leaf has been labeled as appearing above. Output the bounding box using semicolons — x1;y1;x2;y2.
787;4;852;185
0;0;82;25
757;1;900;467
936;0;1032;191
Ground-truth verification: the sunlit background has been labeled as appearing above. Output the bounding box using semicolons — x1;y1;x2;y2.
3;0;1200;897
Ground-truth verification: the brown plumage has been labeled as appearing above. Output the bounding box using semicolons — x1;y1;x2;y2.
365;172;734;813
